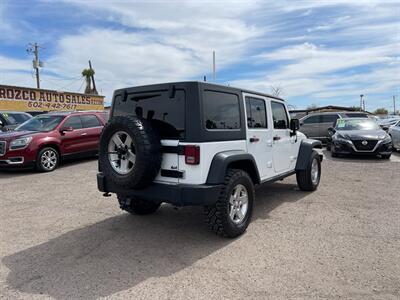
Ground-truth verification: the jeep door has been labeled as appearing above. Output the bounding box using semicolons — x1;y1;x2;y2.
270;101;294;173
243;94;274;179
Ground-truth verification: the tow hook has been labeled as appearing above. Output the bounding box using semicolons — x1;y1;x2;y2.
103;192;112;197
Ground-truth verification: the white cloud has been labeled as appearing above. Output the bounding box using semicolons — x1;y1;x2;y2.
0;0;399;110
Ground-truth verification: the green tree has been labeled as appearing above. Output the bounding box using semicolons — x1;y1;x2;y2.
373;108;388;115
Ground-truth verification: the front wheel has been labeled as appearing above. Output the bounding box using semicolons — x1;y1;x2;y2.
204;169;254;238
296;151;321;191
36;147;59;172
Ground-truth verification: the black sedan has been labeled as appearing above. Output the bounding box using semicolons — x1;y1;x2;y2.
327;118;392;159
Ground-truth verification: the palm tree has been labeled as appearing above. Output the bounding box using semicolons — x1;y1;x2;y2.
82;68;95;94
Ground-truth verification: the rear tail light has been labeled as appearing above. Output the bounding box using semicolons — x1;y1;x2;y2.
184;145;200;165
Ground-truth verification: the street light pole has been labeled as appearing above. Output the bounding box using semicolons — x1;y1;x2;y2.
212;51;216;82
360;94;364;111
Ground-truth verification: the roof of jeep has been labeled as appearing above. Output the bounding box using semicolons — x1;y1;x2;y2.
114;81;285;102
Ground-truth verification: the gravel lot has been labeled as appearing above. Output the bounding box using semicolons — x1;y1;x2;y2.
1;151;399;299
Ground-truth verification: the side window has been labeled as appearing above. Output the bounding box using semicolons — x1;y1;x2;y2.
271;101;289;129
303;115;320;124
81;115;101;128
321;114;339;124
245;97;267;128
204;90;240;130
63;116;82;129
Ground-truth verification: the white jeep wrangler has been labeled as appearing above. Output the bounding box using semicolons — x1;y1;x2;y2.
97;82;322;237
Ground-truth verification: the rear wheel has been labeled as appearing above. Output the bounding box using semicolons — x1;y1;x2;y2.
36;147;59;172
204;169;254;238
117;194;161;215
381;154;391;159
296;151;321;191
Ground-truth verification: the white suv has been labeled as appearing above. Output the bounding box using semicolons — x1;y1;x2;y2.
97;82;323;237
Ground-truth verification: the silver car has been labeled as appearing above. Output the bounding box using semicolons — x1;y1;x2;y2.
299;111;369;143
388;120;400;151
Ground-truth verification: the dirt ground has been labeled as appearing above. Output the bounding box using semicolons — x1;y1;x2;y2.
1;151;399;299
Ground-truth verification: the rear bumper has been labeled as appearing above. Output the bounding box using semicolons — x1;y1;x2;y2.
97;172;222;206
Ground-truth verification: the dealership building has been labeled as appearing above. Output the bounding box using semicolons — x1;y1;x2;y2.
0;85;105;114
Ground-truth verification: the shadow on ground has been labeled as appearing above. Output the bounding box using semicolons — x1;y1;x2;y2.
3;182;307;299
0;156;97;179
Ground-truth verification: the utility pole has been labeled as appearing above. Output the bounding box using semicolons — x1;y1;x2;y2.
27;43;42;89
212;50;216;82
394;95;397;115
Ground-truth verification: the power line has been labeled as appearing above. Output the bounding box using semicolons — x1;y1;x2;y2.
77;78;85;93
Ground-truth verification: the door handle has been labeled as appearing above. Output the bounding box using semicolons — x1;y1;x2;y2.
81;132;88;136
249;137;260;143
273;136;281;141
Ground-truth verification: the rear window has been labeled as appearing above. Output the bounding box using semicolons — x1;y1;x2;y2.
203;90;240;130
113;90;185;139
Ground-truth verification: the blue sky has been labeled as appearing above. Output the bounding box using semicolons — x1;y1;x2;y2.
0;0;399;110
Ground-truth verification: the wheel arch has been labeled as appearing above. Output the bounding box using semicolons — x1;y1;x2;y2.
295;139;323;171
206;151;260;185
37;143;61;158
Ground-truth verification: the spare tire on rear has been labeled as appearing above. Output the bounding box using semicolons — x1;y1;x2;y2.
99;115;162;189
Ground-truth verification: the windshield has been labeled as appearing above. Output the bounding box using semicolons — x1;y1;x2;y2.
16;115;64;132
336;119;380;131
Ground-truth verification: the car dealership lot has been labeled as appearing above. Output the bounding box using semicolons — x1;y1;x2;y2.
0;153;399;299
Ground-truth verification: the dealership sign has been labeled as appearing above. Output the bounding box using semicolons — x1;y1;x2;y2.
0;85;105;111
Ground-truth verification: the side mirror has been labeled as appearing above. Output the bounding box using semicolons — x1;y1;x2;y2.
60;126;74;133
290;119;300;136
290;119;300;131
327;127;336;135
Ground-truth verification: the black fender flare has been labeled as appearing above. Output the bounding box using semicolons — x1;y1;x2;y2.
206;150;260;184
295;139;323;171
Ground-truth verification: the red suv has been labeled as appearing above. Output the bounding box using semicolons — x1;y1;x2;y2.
0;111;108;172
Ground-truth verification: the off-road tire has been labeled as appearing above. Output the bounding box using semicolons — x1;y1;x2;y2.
117;194;161;215
381;154;391;159
99;116;162;189
204;169;254;238
36;147;59;172
296;150;321;191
